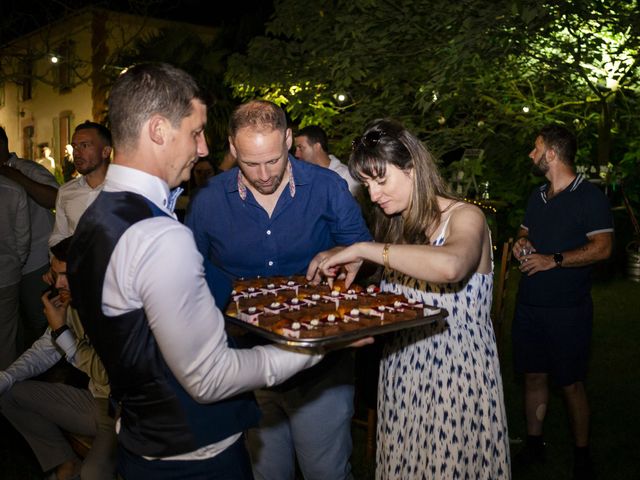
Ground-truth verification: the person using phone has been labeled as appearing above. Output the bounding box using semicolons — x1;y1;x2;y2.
44;285;59;299
0;236;116;480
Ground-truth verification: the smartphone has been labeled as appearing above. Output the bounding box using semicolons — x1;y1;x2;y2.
43;285;60;300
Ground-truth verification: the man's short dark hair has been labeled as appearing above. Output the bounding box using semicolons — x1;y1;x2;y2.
0;126;8;145
539;125;577;165
296;125;329;153
50;237;73;262
108;63;203;151
75;121;113;147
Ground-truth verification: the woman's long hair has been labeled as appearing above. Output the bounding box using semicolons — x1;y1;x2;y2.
349;118;454;245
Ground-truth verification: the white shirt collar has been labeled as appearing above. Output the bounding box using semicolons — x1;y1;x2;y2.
103;164;175;215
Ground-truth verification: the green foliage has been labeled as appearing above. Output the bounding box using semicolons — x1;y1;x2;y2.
227;0;640;234
614;138;640;216
109;27;237;157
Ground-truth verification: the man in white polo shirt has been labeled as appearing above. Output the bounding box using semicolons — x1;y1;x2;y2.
49;121;112;247
294;125;361;197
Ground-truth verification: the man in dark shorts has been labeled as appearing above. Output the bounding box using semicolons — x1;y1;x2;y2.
511;125;613;479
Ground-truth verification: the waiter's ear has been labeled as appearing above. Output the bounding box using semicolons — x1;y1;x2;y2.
148;115;167;146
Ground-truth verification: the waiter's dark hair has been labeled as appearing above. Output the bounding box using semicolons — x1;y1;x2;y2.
108;63;203;151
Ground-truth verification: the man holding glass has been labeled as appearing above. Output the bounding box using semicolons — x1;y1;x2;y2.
511;125;613;479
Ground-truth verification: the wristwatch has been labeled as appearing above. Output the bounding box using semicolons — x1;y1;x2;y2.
51;324;69;340
553;253;564;267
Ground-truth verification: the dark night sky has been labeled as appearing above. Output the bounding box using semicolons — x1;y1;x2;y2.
0;0;275;46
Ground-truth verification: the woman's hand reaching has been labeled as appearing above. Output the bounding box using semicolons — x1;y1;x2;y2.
317;243;364;289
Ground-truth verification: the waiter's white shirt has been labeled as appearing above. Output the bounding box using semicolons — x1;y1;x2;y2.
101;165;322;460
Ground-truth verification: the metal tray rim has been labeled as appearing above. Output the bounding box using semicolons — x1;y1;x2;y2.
225;306;449;348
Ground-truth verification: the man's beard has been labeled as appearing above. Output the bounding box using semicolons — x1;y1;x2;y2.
244;156;288;195
251;173;284;195
531;153;549;177
75;159;99;176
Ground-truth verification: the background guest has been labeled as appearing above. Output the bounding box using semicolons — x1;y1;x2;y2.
36;144;56;175
61;144;77;182
294;124;361;197
0;126;59;352
217;146;237;173
49;121;112;248
0;175;30;369
511;125;613;478
0;236;116;480
192;156;215;189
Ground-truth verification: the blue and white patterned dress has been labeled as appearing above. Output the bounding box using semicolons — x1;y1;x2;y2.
376;216;510;479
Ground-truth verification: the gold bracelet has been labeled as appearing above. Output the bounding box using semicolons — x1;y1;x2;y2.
382;243;391;269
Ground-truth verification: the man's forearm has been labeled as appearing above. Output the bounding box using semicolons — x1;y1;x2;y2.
0;166;57;209
559;232;613;268
1;332;61;390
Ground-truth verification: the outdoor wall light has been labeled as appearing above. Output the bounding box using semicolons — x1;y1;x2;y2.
522;106;530;113
50;55;59;64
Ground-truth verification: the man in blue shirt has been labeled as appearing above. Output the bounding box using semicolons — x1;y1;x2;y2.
511;125;613;479
186;100;372;480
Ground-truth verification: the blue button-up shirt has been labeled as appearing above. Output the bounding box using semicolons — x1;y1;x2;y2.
186;156;372;279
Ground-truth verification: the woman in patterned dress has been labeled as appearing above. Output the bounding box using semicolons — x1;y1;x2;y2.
319;119;510;479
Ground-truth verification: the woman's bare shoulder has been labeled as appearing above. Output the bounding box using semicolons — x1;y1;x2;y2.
448;200;486;222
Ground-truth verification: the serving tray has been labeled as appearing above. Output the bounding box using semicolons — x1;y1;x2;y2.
225;306;448;348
